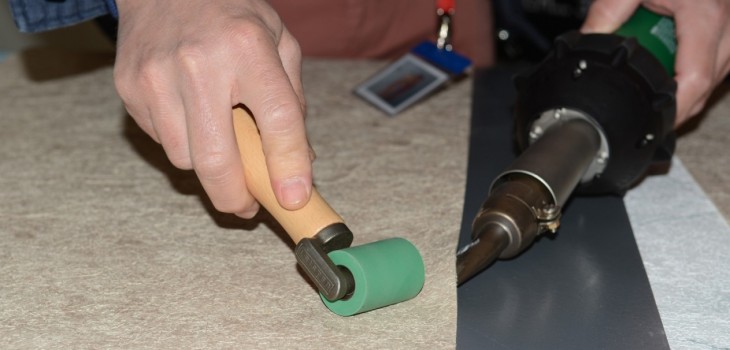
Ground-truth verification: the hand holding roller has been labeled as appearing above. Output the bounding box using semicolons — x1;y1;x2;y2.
232;107;425;316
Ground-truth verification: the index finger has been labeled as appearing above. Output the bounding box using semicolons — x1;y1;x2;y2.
581;0;642;33
234;28;312;211
671;2;723;123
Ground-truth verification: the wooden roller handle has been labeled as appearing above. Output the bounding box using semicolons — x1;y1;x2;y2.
232;107;344;244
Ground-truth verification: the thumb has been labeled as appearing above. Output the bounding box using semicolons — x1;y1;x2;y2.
581;0;642;33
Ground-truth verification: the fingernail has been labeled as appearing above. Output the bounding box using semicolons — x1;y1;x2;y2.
280;177;309;208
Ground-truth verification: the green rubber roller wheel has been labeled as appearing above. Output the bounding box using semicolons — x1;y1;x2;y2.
320;237;425;316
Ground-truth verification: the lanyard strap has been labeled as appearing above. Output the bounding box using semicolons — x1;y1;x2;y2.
437;0;455;15
436;0;455;50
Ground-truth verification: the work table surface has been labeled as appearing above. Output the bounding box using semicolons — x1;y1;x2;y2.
0;50;728;349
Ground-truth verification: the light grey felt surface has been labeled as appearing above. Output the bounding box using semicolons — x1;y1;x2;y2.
0;50;468;349
625;159;730;350
0;49;728;349
630;83;730;349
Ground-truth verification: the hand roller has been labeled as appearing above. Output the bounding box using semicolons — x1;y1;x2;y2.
232;107;425;316
457;7;678;284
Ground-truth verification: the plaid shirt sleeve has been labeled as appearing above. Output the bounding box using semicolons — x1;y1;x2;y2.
9;0;117;33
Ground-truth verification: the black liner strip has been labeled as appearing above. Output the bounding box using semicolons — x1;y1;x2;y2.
456;67;669;350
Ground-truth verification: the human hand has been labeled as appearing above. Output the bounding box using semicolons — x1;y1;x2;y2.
113;0;312;218
582;0;730;126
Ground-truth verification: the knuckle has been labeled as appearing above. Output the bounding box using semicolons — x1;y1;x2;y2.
281;34;302;58
299;99;307;115
289;39;302;57
685;70;714;93
112;66;135;101
115;56;167;101
262;101;302;134
690;100;707;116
170;156;192;170
164;145;192;170
174;44;207;74
226;20;272;48
114;53;164;100
713;1;730;16
705;6;725;25
192;152;232;184
647;0;671;9
589;2;615;20
214;195;256;214
137;61;166;91
688;1;730;28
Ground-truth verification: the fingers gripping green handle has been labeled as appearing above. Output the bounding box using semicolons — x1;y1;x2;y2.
615;7;677;74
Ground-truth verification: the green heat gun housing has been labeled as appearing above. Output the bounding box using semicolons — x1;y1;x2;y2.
513;30;677;196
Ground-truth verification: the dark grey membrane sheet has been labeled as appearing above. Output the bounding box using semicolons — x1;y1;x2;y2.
456;68;669;350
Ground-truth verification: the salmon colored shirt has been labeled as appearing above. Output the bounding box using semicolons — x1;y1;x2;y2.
269;0;495;68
